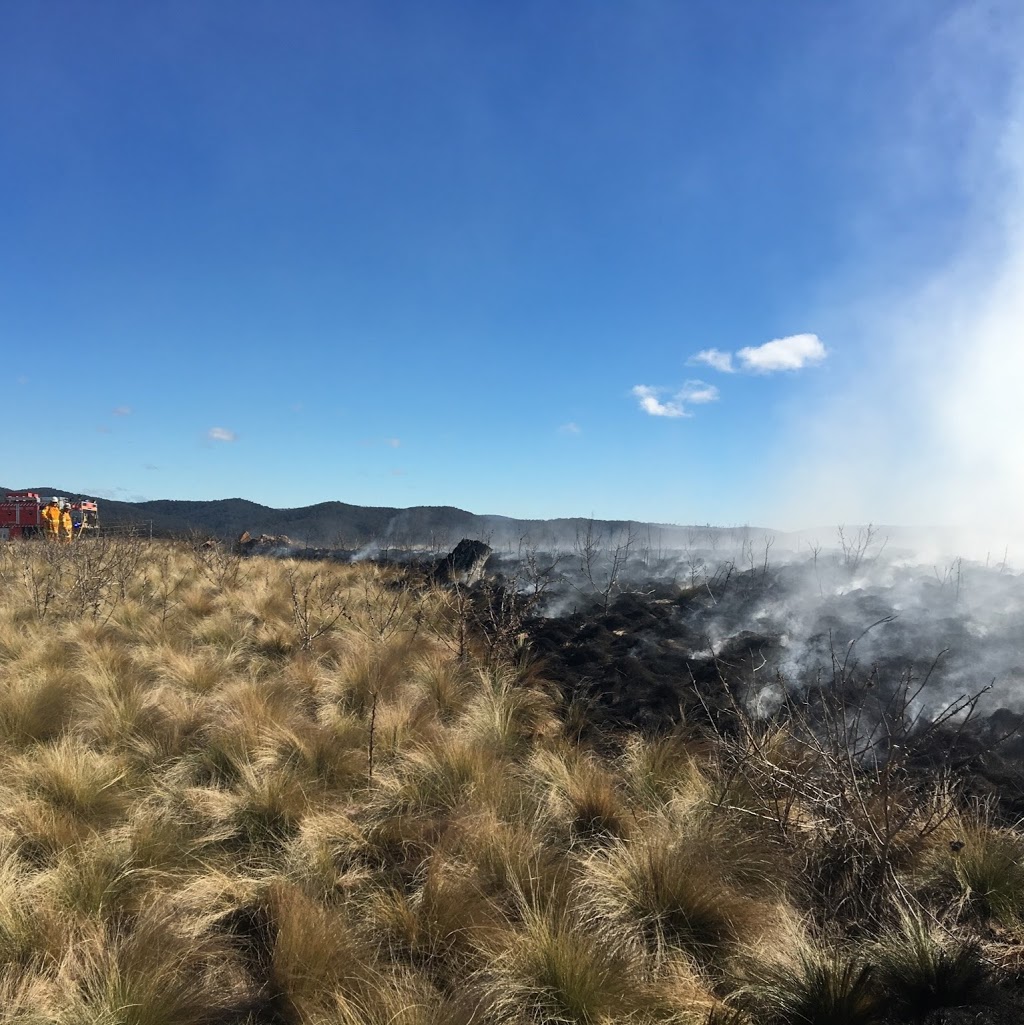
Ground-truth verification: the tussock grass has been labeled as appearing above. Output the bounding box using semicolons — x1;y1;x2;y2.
485;903;655;1024
254;879;377;1019
926;814;1024;925
0;536;1016;1022
0;842;67;969
412;651;475;722
13;739;129;826
361;857;501;971
871;910;988;1015
620;731;706;811
374;735;507;819
585;828;774;966
529;745;632;841
281;807;372;900
459;665;559;756
738;949;882;1025
0;668;80;746
53;898;252;1025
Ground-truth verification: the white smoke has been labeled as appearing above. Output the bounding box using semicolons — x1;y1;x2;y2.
771;3;1024;554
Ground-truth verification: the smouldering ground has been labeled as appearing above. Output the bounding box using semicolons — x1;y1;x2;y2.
0;536;1021;1024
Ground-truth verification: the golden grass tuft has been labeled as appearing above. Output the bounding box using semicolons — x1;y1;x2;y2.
585;830;774;966
52;898;253;1025
12;739;129;828
252;879;378;1019
484;903;657;1024
528;745;632;841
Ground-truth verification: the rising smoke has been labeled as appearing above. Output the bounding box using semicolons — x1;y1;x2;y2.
771;2;1024;547
484;524;1024;724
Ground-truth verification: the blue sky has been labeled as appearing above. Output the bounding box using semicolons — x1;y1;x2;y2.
2;1;1021;527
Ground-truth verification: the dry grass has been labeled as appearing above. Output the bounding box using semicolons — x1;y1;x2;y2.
586;827;777;968
0;536;1016;1023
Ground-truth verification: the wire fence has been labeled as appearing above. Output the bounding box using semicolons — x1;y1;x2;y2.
88;521;156;540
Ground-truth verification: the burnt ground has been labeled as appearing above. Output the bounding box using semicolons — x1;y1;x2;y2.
526;584;776;733
516;562;1024;819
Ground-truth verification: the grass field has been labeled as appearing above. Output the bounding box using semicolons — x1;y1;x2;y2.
0;536;1019;1024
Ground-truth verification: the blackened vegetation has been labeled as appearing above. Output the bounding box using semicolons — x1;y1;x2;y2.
513;561;1024;819
529;585;778;733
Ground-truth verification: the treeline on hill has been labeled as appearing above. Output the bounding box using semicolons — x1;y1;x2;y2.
0;535;1021;1024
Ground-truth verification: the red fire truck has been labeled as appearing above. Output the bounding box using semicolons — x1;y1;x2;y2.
0;493;101;540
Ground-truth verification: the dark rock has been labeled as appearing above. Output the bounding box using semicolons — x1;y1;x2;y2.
432;539;493;585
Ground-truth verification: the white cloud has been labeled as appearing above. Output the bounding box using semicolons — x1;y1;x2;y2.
736;333;827;373
207;427;237;442
688;339;826;376
559;421;582;435
679;380;720;404
632;381;721;418
690;348;735;373
113;405;132;416
632;385;689;418
385;437;401;448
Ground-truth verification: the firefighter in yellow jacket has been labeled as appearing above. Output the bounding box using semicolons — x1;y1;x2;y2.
60;504;73;542
41;500;61;539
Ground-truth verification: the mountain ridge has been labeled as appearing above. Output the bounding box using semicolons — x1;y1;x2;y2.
3;486;782;548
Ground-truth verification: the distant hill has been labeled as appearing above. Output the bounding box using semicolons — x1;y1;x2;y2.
4;487;981;559
3;486;785;550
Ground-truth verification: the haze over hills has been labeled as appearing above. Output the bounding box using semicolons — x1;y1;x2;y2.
5;486;996;562
6;486;791;550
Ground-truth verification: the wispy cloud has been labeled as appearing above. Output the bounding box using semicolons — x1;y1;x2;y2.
385;437;401;448
632;380;719;418
207;427;237;442
632;385;688;418
559;421;582;435
113;405;132;416
737;333;827;373
690;348;735;373
679;380;720;404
